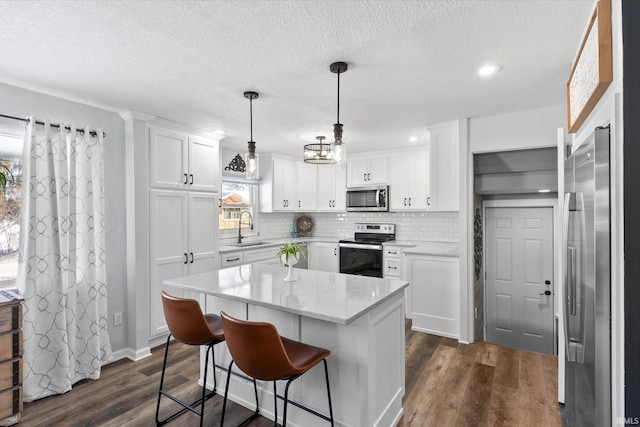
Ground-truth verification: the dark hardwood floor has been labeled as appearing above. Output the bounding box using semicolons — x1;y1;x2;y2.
21;322;560;426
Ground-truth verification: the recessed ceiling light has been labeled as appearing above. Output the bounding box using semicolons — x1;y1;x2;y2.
478;64;500;76
538;189;551;193
409;136;418;143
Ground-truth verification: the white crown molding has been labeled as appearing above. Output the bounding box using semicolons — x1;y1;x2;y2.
119;110;156;122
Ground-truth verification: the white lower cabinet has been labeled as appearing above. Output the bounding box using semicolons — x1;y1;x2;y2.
404;253;459;339
149;190;218;338
308;242;338;272
221;252;243;268
383;245;404;279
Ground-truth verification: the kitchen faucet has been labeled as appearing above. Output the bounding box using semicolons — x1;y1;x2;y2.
237;211;254;243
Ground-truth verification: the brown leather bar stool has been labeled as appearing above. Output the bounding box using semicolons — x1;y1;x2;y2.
220;311;334;426
156;291;225;426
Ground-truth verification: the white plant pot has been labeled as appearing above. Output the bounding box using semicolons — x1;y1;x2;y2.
281;254;299;282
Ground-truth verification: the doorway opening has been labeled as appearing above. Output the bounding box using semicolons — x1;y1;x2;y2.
473;147;559;354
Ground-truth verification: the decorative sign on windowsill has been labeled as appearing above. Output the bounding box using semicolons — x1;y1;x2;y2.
225;154;246;172
566;0;612;134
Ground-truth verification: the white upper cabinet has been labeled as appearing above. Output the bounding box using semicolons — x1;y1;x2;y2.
189;136;220;192
260;154;298;212
388;149;428;211
426;121;459;211
317;166;346;211
296;162;318;211
347;157;388;186
149;126;219;193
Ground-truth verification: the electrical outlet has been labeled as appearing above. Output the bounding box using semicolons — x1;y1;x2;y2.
474;307;478;319
113;312;123;326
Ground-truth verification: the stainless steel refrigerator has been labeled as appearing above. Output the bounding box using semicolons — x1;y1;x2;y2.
562;126;611;426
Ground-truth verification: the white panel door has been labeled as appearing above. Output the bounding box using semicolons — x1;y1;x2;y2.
485;207;554;354
149;127;188;190
407;254;459;338
273;158;297;211
150;190;188;337
296;162;317;211
309;242;338;272
188;192;218;274
347;159;368;186
188;136;219;193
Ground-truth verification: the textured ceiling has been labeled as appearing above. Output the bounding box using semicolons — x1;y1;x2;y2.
0;1;594;154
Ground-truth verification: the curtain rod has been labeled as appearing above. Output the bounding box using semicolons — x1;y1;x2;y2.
0;113;106;138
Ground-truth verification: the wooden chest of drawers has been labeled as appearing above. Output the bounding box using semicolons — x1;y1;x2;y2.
0;291;23;427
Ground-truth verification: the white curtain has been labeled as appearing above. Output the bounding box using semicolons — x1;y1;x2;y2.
17;118;112;402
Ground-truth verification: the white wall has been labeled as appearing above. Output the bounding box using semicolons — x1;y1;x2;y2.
470;104;566;153
0;82;128;352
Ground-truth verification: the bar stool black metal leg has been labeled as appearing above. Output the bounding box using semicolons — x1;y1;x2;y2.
155;334;172;425
323;359;334;426
273;381;278;426
200;344;211;427
220;360;234;427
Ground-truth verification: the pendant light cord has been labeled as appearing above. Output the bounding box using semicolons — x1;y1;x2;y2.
336;71;341;124
249;97;253;142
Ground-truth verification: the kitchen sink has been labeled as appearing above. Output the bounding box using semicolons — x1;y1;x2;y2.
229;241;267;247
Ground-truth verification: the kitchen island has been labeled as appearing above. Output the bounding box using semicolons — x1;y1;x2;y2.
164;263;409;427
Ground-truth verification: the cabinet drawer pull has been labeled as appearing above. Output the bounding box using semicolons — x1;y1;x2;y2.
190;252;194;263
183;173;188;184
367;173;371;181
388;250;397;255
363;173;367;182
299;200;301;208
427;196;431;206
334;248;337;256
404;197;407;207
389;266;397;270
184;253;188;264
190;174;194;185
227;257;240;262
408;197;412;206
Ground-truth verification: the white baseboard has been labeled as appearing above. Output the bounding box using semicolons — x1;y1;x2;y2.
107;346;152;363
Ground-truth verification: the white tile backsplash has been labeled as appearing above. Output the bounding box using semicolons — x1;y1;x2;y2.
256;211;459;242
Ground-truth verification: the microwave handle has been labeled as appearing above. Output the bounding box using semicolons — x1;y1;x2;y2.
376;189;381;207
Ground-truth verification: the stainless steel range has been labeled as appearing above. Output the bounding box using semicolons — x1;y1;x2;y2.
339;223;395;277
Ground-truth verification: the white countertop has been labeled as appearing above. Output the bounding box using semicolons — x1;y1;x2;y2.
384;240;459;257
163;263;408;325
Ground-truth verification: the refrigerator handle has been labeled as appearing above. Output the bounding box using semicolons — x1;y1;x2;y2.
568;247;577;316
562;192;574;361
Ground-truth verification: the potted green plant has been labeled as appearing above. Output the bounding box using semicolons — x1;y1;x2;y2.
276;241;306;281
0;161;12;192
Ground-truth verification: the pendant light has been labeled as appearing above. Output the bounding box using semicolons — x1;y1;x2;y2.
244;91;259;179
304;136;334;164
330;61;348;169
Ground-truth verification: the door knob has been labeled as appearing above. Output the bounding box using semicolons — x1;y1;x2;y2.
539;290;552;296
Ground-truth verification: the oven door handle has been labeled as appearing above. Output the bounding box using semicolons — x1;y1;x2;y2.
339;243;383;251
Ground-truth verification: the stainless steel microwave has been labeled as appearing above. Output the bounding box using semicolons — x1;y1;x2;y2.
346;185;389;212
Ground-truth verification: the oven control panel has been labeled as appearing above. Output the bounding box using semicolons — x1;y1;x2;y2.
355;223;395;234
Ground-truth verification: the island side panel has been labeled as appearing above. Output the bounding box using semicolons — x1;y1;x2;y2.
299;292;406;427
